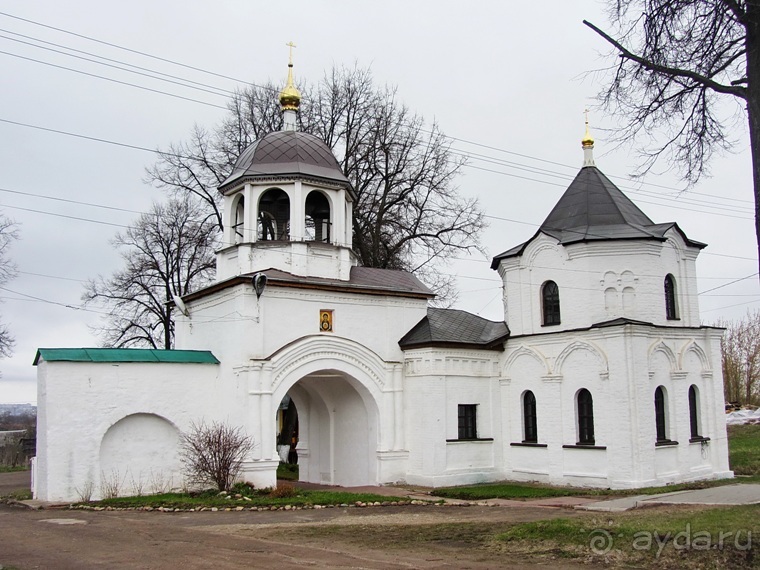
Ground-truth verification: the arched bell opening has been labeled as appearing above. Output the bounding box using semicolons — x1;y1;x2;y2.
304;191;331;243
258;188;290;241
232;195;245;244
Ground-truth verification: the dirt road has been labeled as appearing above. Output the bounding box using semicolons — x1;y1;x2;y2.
0;500;598;569
0;470;599;569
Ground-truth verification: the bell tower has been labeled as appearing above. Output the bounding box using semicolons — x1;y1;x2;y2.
215;46;357;282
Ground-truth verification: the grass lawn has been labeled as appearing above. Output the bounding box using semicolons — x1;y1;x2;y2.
0;466;29;474
496;505;759;568
728;423;760;476
277;462;299;481
89;487;407;510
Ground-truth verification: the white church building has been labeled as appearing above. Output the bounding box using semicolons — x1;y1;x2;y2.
32;62;732;502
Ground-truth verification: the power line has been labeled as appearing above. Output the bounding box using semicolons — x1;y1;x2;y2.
0;10;253;86
1;113;751;225
0;11;752;213
0;203;129;228
18;270;86;283
0;31;235;99
0;27;236;96
0;187;142;214
0;49;228;110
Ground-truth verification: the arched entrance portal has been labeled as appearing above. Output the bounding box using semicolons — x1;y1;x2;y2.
282;370;378;486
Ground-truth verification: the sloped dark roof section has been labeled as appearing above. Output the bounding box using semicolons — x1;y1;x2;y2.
399;308;509;351
218;131;354;196
491;166;706;268
181;266;435;303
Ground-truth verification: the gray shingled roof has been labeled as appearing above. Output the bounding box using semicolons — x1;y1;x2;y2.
491;166;705;268
181;265;434;303
262;266;434;297
219;131;353;194
399;308;509;351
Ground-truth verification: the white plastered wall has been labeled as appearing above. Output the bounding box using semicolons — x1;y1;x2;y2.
499;324;732;489
498;230;702;337
35;360;221;502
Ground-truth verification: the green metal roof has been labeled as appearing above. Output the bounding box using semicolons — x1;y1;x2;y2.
33;348;220;366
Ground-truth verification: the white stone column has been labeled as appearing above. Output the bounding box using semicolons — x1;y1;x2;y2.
259;366;275;461
392;364;405;450
291;181;304;242
541;374;563;485
499;377;511;475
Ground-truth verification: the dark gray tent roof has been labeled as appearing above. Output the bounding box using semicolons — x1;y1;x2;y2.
219;131;353;195
399;308;509;351
491;166;705;268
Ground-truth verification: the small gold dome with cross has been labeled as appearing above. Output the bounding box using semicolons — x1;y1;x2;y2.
279;41;301;112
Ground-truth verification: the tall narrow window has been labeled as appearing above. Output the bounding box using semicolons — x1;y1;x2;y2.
654;386;667;442
523;391;537;443
542;280;560;325
577;389;595;445
664;274;678;320
458;404;477;440
689;385;701;439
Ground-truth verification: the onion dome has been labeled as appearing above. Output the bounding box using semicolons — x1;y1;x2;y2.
279;42;301;112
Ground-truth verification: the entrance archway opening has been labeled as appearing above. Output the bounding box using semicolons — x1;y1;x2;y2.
276;370;378;487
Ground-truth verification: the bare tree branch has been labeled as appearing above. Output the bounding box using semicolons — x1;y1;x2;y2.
584;18;746;98
83;197;216;349
147;65;485;302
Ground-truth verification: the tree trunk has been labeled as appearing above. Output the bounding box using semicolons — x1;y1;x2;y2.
745;3;760;278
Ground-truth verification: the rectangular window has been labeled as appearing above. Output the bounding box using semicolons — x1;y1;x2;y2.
458;404;477;440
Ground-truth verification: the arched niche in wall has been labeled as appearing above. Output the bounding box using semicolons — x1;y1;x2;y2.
99;413;182;497
258;188;290;241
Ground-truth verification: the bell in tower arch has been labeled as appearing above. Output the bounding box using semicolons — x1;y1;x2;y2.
305;191;331;243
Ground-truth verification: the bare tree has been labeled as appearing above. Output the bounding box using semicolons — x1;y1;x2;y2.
83;197;216;349
718;310;760;406
179;421;254;492
147;65;485;301
584;1;760;274
0;214;18;358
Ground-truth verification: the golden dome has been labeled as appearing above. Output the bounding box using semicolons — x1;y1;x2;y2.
581;110;594;148
279;42;301;112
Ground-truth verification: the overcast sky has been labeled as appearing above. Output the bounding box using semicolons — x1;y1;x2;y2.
0;1;757;405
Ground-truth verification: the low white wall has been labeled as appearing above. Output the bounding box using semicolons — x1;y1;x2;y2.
35;360;222;502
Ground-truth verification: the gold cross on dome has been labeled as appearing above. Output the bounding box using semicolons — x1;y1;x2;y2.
286;41;297;65
584;108;590;127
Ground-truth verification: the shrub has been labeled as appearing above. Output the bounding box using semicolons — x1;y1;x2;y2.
268;482;297;498
179;421;254;492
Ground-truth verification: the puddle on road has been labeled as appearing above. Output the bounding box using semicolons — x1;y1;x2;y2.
39;518;88;525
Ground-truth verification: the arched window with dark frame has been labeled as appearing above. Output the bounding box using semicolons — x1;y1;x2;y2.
577;388;595;445
689;385;701;439
654;386;667;442
541;280;560;326
664;274;678;320
523;390;537;443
